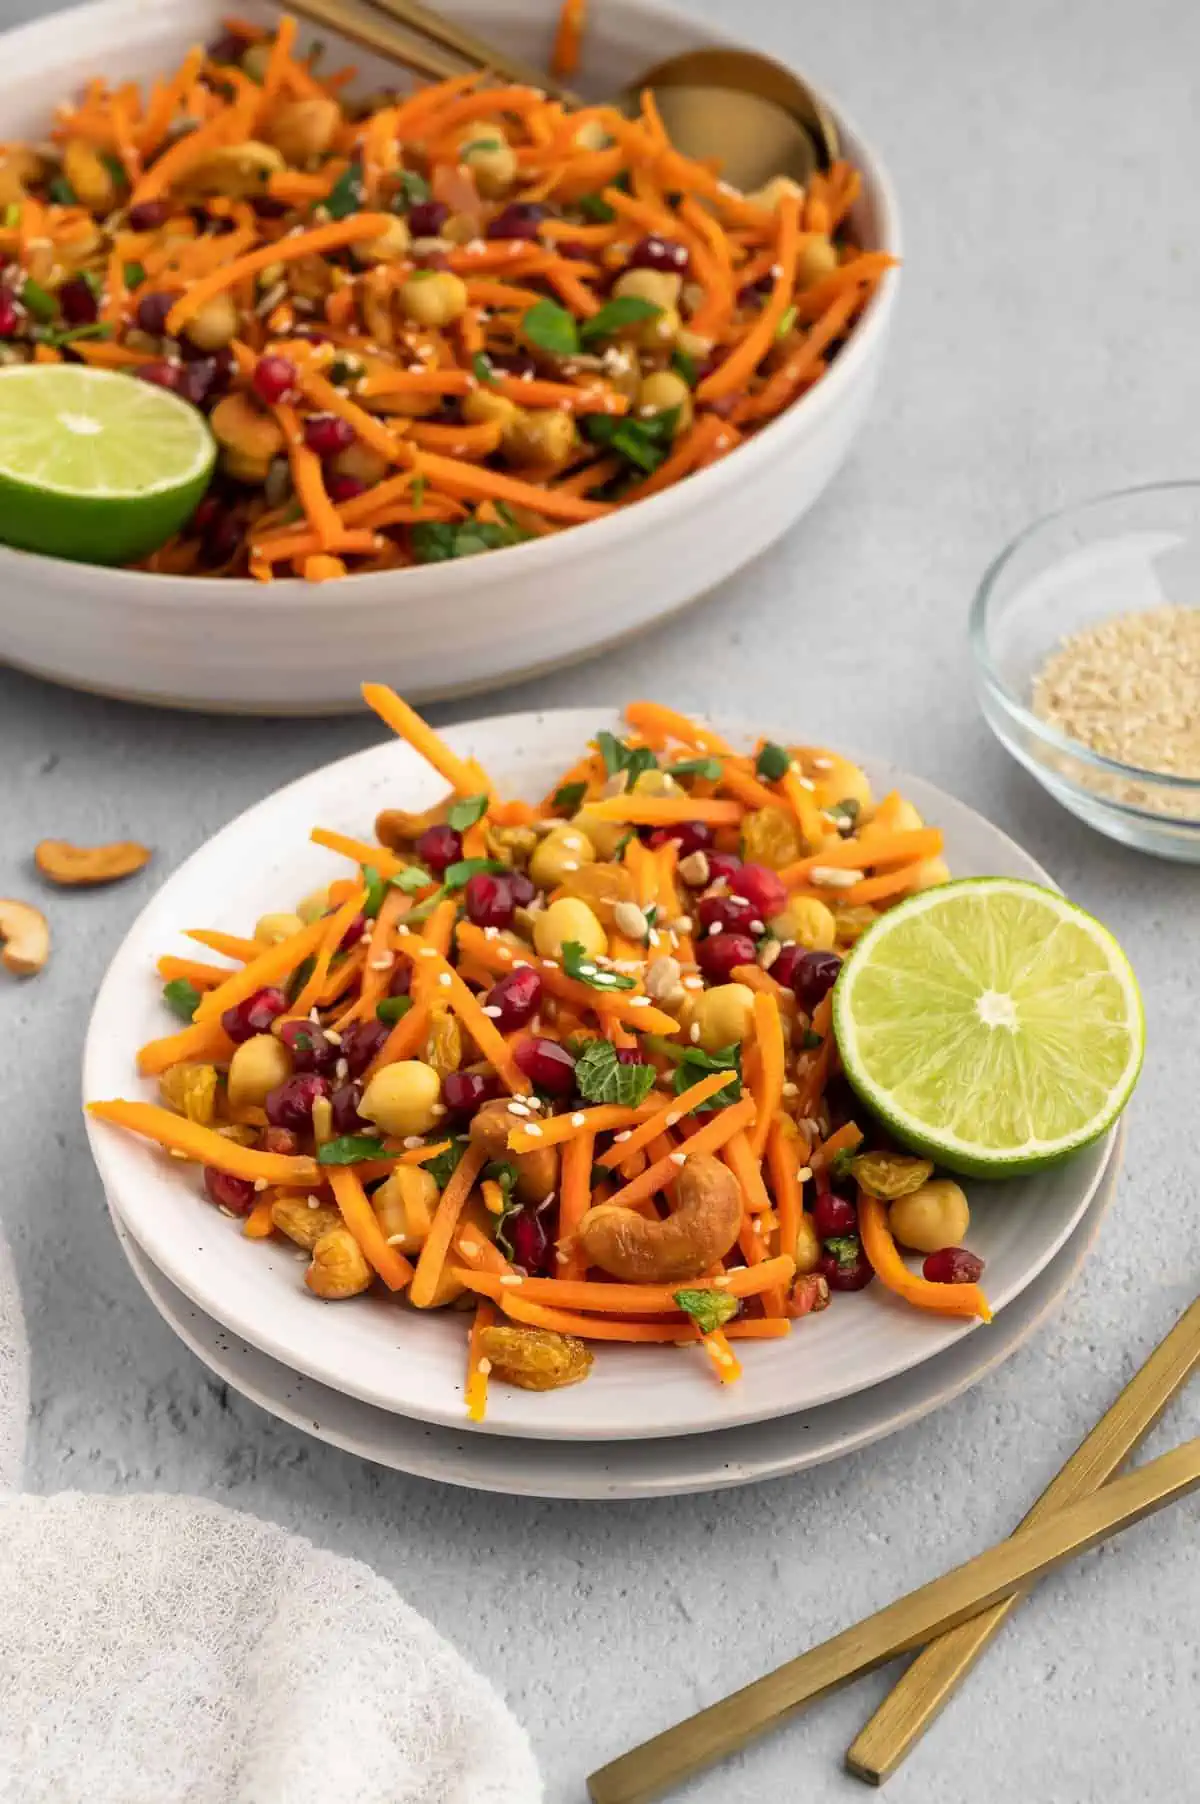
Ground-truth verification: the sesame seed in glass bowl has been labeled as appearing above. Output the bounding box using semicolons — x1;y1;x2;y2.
970;482;1200;860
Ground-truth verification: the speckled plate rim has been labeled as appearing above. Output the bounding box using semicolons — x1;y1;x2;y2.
84;708;1121;1440
109;1123;1125;1498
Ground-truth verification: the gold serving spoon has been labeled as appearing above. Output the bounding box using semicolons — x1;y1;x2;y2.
279;0;839;190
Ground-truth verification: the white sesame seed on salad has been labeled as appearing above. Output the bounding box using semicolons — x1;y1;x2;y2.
796;1166;813;1183
689;1023;702;1042
482;1004;503;1018
507;1101;531;1117
437;971;452;986
523;1122;544;1137
669;1152;687;1167
403;1136;423;1149
571;1112;586;1127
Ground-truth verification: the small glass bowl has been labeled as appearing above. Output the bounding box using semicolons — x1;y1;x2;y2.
970;483;1200;861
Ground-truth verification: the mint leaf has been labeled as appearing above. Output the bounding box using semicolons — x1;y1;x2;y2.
561;941;637;991
317;1135;389;1165
162;978;202;1022
800;1027;823;1050
578;191;616;222
483;1160;522;1255
521;298;579;357
376;995;412;1023
403;885;448;925
425;1137;468;1189
671;347;699;388
361;865;386;918
325;161;363;220
392;169;430;211
390;865;433;894
579;295;661;345
668;756;723;781
552;780;587;814
827;797;861;829
286;955;316;1003
673;1288;740;1334
48;176;77;205
443;856;507;889
822;1234;861;1270
446;792;489;832
21;278;55;322
41;321;113;349
672;1042;742;1106
472;351;496;384
410;519;521;562
829;1147;858;1180
123;259;146;288
582;408;679;474
573;1038;657;1107
594;730;658;786
755;742;789;782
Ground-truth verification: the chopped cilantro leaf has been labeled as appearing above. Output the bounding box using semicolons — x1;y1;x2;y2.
551;780;587;814
672;1042;742;1106
561;940;637;991
673;1288;740;1334
671;347;699;388
577;192;616;222
668;756;723;781
755;742;790;782
162;978;202;1022
446;792;489;832
376;995;412;1023
579;295;661;345
520;297;579;357
392;169;430;211
317;1135;389;1165
390;865;433;894
442;856;508;889
594;729;658;786
361;865;386;918
425;1137;468;1189
325;161;363;220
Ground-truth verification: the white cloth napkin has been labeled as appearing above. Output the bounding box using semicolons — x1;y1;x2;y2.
0;1220;541;1804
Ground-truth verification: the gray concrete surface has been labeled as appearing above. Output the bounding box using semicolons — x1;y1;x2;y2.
2;0;1198;1798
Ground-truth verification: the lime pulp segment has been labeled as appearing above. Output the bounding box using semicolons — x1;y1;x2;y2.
832;877;1143;1175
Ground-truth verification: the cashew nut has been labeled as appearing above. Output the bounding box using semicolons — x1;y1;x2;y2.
183;140;285;198
34;838;151;887
575;1153;743;1283
0;899;50;975
469;1097;560;1203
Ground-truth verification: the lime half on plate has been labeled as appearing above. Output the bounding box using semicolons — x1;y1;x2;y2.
833;877;1143;1177
0;364;214;565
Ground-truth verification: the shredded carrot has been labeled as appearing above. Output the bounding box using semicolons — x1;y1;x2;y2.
155;955;235;988
456;923;681;1035
88;1100;322;1186
557;1129;596;1280
242;1196;276;1239
582;796;743;826
362;684;490;798
194;918;326;1024
810;1121;864;1172
550;0;586;79
595;1071;737;1169
781;828;944;886
328;1165;413;1291
749;991;785;1158
395;942;529;1095
507;1101;660;1154
410;1143;488;1308
185;928;262;961
456;1255;794;1316
602;1098;756;1212
466;1299;496;1421
290;886;366;1017
858;1194;991;1323
136;1018;236;1078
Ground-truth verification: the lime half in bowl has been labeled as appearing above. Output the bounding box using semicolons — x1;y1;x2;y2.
0;364;214;565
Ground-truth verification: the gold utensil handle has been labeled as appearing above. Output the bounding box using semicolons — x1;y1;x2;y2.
369;0;579;101
847;1294;1200;1785
283;0;470;84
586;1437;1200;1804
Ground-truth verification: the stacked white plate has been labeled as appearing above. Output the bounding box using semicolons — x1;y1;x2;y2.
85;711;1122;1497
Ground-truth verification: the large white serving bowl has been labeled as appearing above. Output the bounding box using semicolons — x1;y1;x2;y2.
84;709;1115;1441
0;0;900;714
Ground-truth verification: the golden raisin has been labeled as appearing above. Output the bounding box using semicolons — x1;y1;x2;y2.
741;807;804;870
850;1152;935;1201
478;1325;593;1391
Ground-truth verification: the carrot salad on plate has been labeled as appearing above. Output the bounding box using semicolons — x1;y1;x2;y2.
0;11;893;581
88;689;991;1422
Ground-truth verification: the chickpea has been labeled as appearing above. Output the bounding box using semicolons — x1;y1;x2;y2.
463;387;522;435
62;138;117;212
797;235;839;290
359;1059;442;1138
888;1180;970;1255
183;291;238;352
770;897;837;952
458;125;517;197
675;325;713;362
305;1226;373;1299
530;826;597;890
597;342;641;400
255;911;305;946
636;369;693;435
570;805;627;860
631;767;683;798
241;41;272;81
210;393;285;485
574;120;612;151
794;1213;821;1276
330;442;389;487
613;268;682;311
513;1142;559;1205
351;214;411;266
691;982;755;1053
817;757;873;816
270;1196;342;1250
534;896;607;961
296;886;331;924
372;1165;438;1254
264;96;341;164
503;406;576;470
746;174;806;212
399;269;469;328
907;856;952;892
227;1033;292;1108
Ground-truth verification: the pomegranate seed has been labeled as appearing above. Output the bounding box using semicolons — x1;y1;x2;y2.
128;198;169;231
615;1047;648;1066
483;966;542;1031
220;985;289;1044
203;1167;256;1214
508;870;536;906
705;850;743;886
924;1247;985;1285
340;912;368;949
136;359;181;393
201;510;242;566
791;951;842;1011
515;1036;576;1094
769;944;806;991
178;356;222;407
207;31;243;61
812;1190;857;1239
556;240;592;261
388;963;412;998
487;202;546;242
819;1235;875;1291
407;200;448;237
278;1018;337;1073
627;234;689;274
326;473;367;503
58;277;98;326
252;354;299;405
729;862;787;920
648;820;713;857
264;1126;299;1156
135;289;177;335
339;1019;389;1077
442;1069;502;1117
696;931;757;984
696;892;756;935
266;1073;331;1130
331;1081;367;1134
191;494;221;534
252;195;290;220
303;412;356;457
464;871;516;929
415;823;462;875
0;292;21;338
510;1207;554;1275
